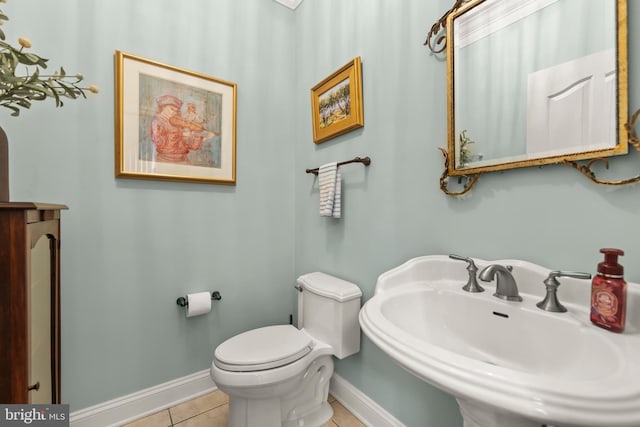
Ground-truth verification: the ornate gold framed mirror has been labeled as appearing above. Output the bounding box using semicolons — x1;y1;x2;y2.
427;0;639;195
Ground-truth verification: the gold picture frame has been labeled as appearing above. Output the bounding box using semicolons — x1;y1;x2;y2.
310;56;364;144
115;51;237;185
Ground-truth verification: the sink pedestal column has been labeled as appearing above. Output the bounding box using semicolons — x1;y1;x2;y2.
457;398;550;427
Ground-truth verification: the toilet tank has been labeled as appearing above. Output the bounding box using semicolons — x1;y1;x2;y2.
297;272;362;359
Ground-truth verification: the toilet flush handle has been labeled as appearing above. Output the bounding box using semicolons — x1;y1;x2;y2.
294;284;303;292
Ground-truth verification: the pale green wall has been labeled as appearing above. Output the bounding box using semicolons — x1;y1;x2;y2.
3;0;297;412
3;0;640;426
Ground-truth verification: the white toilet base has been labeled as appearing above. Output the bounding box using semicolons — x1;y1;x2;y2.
224;355;334;427
228;399;333;427
229;397;280;426
283;401;332;427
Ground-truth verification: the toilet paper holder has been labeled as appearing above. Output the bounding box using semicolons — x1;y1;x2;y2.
176;291;222;307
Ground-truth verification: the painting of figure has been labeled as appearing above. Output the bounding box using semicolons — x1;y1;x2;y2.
138;74;222;168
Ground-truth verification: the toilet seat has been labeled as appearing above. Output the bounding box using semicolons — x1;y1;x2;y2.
214;325;314;372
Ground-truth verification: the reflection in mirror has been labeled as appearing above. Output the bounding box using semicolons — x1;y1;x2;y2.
447;0;628;175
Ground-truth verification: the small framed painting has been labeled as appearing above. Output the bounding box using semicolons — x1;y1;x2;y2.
115;51;237;185
310;56;364;144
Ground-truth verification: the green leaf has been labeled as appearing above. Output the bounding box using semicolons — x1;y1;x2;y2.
8;50;18;69
54;79;79;99
17;52;42;66
33;56;48;68
0;9;94;116
15;98;31;108
1;103;22;117
21;85;49;100
42;81;62;106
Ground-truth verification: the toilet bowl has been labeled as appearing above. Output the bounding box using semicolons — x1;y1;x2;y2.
210;272;362;427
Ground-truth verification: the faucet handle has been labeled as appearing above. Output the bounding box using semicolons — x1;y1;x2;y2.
545;270;591;284
449;254;484;293
536;270;592;313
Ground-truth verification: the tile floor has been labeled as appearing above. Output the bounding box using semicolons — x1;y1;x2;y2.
121;390;366;427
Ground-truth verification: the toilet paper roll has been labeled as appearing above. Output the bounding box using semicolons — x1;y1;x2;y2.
186;292;212;317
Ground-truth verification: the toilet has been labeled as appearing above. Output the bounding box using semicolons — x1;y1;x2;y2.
210;272;362;427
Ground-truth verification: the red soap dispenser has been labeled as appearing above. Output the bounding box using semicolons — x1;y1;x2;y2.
591;248;627;333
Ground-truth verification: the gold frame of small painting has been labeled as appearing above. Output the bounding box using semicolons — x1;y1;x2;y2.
310;56;364;144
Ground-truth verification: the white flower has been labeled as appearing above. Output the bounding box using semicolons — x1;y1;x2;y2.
18;36;31;49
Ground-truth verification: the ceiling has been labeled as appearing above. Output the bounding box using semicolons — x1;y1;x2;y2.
273;0;304;10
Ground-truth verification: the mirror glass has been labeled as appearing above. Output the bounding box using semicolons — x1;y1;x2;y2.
447;0;628;175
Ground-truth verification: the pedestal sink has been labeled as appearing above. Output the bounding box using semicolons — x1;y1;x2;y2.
359;255;640;427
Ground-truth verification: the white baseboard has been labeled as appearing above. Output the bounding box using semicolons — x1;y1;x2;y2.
330;373;406;427
69;369;216;427
69;369;403;427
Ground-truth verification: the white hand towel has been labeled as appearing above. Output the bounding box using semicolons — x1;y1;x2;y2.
318;162;340;217
332;170;341;218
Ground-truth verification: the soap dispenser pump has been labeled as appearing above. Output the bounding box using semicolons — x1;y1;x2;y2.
591;248;626;333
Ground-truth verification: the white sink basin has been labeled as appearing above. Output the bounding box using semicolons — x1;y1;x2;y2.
359;255;640;427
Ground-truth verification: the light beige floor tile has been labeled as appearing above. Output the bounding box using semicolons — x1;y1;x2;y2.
120;410;172;427
123;389;362;427
330;401;366;427
169;390;229;424
173;404;228;427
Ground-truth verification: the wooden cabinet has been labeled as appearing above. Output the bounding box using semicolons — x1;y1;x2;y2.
0;202;66;404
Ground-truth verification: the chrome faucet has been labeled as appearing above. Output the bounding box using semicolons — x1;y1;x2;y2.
479;264;522;302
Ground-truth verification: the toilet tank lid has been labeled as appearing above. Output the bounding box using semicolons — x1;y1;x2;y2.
297;272;362;302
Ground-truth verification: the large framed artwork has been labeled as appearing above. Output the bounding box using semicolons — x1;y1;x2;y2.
310;56;364;144
115;51;237;185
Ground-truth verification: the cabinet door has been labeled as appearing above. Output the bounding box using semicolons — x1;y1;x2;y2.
0;203;64;404
28;235;53;403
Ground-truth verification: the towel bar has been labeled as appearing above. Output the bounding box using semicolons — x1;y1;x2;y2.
306;156;371;175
